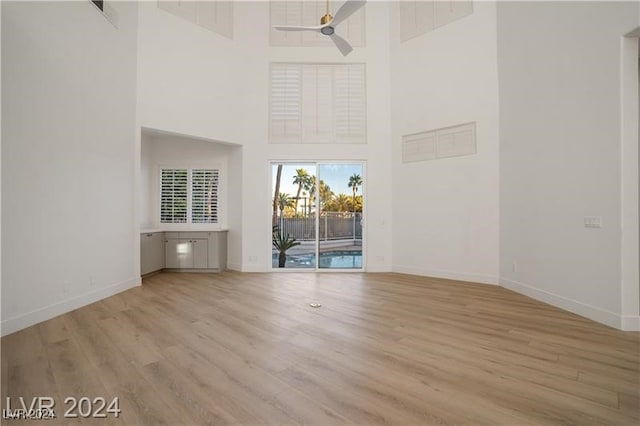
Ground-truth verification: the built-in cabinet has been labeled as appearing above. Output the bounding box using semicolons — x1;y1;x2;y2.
141;232;165;275
140;230;227;276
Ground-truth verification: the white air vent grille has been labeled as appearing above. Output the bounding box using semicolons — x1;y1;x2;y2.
400;0;473;42
158;1;233;39
402;122;476;163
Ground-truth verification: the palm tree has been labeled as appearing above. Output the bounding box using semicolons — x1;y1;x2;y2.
333;194;351;212
272;164;283;222
308;176;333;211
292;168;312;215
277;192;293;216
348;173;363;213
319;180;333;210
308;175;317;208
276;192;293;231
348;195;363;213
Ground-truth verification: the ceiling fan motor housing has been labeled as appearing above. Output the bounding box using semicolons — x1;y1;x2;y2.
321;26;335;35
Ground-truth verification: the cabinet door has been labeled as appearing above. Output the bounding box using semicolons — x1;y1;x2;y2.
165;239;192;269
141;233;164;275
191;239;209;269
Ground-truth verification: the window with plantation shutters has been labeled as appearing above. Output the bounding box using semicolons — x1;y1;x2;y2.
270;63;366;144
160;168;219;224
161;169;188;223
270;64;302;143
191;169;219;223
270;1;365;47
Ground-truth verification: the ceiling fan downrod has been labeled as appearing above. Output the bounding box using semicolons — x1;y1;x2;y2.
321;0;333;25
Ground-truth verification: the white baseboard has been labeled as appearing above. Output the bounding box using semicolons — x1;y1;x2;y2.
499;277;625;330
621;315;640;331
393;265;499;285
240;264;267;273
365;264;393;273
1;277;141;337
226;262;243;272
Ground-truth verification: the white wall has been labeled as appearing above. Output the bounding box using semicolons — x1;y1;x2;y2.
389;1;500;284
620;31;639;330
1;1;139;335
226;145;243;270
0;0;3;335
137;1;243;144
497;1;640;329
137;1;394;272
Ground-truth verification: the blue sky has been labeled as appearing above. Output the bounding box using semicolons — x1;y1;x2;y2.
272;163;363;198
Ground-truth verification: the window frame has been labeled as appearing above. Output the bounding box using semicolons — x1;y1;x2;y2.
269;62;367;144
157;164;225;230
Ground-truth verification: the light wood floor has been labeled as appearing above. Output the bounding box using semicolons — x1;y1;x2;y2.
2;272;639;425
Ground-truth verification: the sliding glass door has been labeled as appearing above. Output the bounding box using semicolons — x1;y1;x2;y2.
271;162;364;270
317;164;363;269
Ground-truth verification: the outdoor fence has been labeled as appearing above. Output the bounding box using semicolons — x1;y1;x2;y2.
273;212;362;242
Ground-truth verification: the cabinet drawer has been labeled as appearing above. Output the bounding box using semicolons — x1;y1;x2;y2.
180;231;208;239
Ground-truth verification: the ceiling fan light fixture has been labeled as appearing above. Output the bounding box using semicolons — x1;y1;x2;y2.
321;26;335;35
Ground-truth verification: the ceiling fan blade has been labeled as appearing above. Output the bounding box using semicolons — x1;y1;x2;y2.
329;33;353;56
330;0;367;28
273;25;322;32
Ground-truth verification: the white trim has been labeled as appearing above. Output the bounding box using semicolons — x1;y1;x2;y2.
227;262;243;272
620;33;640;321
393;265;499;286
241;264;266;273
1;277;140;337
500;277;623;330
621;316;640;331
0;0;3;338
366;265;393;273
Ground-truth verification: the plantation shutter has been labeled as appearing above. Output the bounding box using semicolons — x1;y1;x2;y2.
334;63;366;143
270;63;302;143
270;63;366;144
160;169;188;223
191;169;220;223
301;64;334;143
270;1;303;46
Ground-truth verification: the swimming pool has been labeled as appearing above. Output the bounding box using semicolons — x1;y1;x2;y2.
273;251;362;269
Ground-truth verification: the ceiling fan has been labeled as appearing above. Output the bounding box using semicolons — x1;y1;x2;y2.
273;0;367;56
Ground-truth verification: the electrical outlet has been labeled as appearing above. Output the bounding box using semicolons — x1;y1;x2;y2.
248;255;257;263
512;262;517;273
375;256;384;263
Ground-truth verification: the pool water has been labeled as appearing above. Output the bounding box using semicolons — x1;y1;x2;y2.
273;251;362;269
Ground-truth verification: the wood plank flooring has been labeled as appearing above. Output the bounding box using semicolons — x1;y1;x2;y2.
2;272;639;425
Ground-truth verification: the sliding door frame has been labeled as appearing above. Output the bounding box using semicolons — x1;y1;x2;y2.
269;160;367;272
